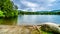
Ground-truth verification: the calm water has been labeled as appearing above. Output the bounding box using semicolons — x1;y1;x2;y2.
0;15;60;25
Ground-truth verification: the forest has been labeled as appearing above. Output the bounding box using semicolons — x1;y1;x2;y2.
19;10;60;15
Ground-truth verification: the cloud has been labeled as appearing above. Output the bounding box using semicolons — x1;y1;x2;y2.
39;7;47;10
20;0;40;11
20;0;57;11
13;0;60;11
21;1;39;8
48;4;53;6
20;0;50;11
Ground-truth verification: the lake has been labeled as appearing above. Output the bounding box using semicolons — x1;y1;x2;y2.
0;15;60;25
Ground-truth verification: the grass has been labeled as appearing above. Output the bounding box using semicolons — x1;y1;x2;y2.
40;29;53;34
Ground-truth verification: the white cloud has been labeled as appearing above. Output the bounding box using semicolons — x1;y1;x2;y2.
35;7;49;11
31;8;36;12
40;7;46;10
27;3;37;7
26;7;49;11
20;0;40;11
21;1;39;8
17;0;56;11
48;4;53;6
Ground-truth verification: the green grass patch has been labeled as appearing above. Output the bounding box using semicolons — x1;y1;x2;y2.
40;29;53;34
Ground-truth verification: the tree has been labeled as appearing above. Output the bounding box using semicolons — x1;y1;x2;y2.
0;0;18;17
0;10;5;17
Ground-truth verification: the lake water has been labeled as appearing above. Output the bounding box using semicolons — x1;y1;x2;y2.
0;15;60;25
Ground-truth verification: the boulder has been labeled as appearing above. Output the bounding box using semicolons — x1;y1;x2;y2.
40;23;60;34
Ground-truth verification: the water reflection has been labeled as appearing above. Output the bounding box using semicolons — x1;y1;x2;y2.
18;15;60;25
0;15;60;25
0;17;17;25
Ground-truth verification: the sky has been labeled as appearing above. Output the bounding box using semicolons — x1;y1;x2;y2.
12;0;60;11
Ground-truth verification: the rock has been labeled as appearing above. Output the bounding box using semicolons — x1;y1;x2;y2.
40;23;60;34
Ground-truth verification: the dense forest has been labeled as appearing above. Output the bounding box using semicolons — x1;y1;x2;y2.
19;10;60;15
0;0;18;17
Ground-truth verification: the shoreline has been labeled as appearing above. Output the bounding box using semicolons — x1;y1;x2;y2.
0;23;60;34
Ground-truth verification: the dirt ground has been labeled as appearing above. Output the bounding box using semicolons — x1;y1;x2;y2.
0;25;41;34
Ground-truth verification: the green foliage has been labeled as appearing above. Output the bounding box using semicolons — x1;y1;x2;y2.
0;10;5;17
19;10;60;15
0;0;18;17
40;29;53;34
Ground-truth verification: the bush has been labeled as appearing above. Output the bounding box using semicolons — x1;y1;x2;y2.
0;10;5;17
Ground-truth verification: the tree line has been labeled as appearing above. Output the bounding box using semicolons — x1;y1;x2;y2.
19;10;60;15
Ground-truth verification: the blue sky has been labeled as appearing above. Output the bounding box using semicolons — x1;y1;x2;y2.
12;0;60;11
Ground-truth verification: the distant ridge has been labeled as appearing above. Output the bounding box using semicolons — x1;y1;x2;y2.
18;9;60;12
